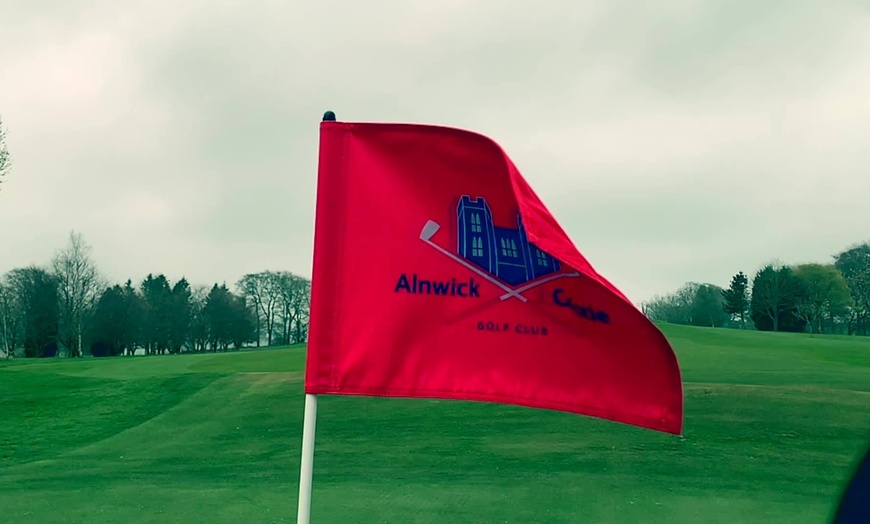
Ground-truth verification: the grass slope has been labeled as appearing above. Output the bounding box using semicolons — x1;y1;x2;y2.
1;328;869;523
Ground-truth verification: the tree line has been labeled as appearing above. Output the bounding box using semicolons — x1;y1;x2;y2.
0;232;311;358
642;241;870;335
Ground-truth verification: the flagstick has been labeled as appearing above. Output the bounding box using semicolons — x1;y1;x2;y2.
296;109;340;523
297;393;318;523
296;109;336;523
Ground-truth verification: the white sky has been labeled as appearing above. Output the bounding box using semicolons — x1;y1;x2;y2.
1;0;869;303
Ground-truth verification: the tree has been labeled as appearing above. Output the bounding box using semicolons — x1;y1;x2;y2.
643;282;699;325
0;278;22;357
834;243;870;335
90;286;125;356
0;115;12;190
691;283;729;328
89;282;143;357
188;285;210;352
140;274;172;354
276;272;312;345
237;271;282;346
203;283;255;351
643;282;728;328
292;278;311;343
121;280;144;355
169;278;192;353
722;272;750;328
750;264;805;332
228;293;256;349
236;274;264;346
204;284;233;351
7;267;59;357
52;231;103;357
793;263;852;334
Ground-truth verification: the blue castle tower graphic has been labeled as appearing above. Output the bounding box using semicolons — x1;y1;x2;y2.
456;196;561;286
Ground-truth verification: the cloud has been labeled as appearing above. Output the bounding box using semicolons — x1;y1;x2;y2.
0;0;868;303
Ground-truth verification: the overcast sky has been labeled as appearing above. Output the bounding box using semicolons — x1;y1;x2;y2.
1;0;868;303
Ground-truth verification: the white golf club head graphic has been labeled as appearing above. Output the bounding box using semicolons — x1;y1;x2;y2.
419;220;579;301
420;220;440;242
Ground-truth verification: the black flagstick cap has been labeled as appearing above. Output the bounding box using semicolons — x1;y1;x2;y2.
322;110;336;122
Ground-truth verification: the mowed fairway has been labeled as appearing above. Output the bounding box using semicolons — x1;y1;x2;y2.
2;325;869;523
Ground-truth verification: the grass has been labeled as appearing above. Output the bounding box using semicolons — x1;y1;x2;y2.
1;327;869;523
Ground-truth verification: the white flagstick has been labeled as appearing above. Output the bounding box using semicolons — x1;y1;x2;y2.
296;394;319;523
297;109;335;523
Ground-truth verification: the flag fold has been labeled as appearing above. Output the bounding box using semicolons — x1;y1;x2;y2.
306;120;683;434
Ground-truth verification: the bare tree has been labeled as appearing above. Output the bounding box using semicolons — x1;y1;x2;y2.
642;282;699;325
0;115;11;190
0;277;22;357
237;271;310;346
51;231;104;357
236;274;264;346
237;271;282;346
276;272;311;345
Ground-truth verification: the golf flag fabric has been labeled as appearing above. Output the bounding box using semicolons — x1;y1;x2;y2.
305;119;683;434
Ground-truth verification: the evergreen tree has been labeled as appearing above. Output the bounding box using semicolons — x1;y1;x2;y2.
722;272;750;328
140;274;172;355
122;280;144;355
89;280;143;356
169;278;192;353
204;284;234;351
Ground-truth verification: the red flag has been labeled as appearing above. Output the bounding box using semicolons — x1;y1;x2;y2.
305;119;683;434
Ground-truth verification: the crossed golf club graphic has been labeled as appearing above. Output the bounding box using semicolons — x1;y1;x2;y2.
420;220;580;302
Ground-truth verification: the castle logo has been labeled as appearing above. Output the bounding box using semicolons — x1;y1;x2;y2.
417;195;580;302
